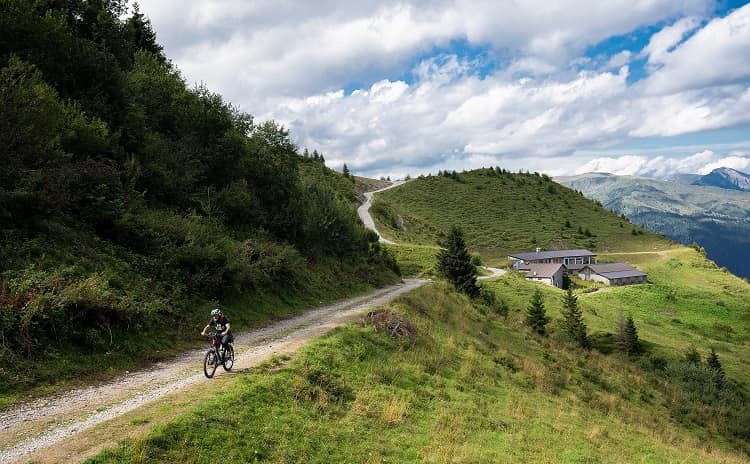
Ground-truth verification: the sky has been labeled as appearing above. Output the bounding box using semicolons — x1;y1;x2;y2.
136;0;750;179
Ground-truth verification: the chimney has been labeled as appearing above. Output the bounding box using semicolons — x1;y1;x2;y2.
535;247;541;253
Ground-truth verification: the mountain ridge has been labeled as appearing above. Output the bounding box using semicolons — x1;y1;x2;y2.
557;172;750;279
692;167;750;191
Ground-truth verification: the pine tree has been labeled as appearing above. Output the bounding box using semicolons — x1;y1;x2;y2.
561;287;589;348
706;348;726;387
436;226;479;298
615;310;627;351
525;288;548;335
342;163;350;178
623;316;641;354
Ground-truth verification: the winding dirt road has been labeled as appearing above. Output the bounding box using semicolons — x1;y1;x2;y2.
357;181;505;280
356;181;404;244
0;279;426;463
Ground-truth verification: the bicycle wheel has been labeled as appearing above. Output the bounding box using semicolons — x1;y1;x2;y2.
222;345;235;371
204;349;218;378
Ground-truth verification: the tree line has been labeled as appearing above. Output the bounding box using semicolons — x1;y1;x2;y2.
0;0;398;391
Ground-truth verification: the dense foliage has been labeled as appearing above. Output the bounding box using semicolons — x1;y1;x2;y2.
0;0;397;395
436;226;479;297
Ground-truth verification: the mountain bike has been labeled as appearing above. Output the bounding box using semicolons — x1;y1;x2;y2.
204;332;235;378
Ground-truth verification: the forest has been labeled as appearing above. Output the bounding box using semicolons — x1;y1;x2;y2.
0;0;398;394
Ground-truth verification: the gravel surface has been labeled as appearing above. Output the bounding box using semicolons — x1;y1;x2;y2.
0;279;426;464
356;182;405;245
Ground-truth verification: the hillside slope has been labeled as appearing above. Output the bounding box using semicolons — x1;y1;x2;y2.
85;170;750;462
0;2;399;402
693;167;750;191
92;271;750;462
557;173;750;279
371;169;670;265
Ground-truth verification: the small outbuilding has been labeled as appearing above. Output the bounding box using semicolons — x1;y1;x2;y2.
581;263;647;286
519;263;565;288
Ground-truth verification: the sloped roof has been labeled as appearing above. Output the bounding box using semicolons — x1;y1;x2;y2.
509;249;596;261
521;263;564;278
584;263;646;279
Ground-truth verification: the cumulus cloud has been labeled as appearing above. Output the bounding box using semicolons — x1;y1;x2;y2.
134;1;750;178
640;16;701;67
571;150;750;178
643;3;750;95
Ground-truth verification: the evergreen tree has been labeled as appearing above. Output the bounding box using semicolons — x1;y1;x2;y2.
623;316;641;354
706;348;726;387
436;226;479;298
525;288;548;335
125;2;164;60
615;311;641;354
615;310;627;351
561;287;589;348
342;163;350;178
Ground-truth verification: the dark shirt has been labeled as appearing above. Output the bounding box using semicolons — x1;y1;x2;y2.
207;315;230;333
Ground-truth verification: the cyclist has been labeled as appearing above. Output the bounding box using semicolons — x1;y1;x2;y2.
201;308;233;356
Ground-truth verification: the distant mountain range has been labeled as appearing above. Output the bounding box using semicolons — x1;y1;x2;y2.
557;172;750;279
692;167;750;191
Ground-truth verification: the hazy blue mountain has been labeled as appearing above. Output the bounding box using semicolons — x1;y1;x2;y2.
557;172;750;279
692;167;750;191
665;173;702;185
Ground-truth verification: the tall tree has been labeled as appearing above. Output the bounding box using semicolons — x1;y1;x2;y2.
623;316;641;354
437;226;479;297
615;311;641;354
125;2;164;61
706;348;726;388
561;287;589;348
525;288;548;335
342;163;350;178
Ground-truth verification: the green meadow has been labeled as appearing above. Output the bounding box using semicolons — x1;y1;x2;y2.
372;170;671;264
91;266;750;463
86;171;750;462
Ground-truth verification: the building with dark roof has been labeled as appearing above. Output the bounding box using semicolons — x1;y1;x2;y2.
519;263;565;288
581;263;647;286
509;248;596;270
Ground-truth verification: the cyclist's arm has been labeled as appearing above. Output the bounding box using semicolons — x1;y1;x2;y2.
222;323;231;336
201;324;211;336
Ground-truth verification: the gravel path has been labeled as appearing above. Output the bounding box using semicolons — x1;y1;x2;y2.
0;279;426;464
356;181;405;244
478;266;506;279
356;182;505;280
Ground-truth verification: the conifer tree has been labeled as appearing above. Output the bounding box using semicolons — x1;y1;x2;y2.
615;311;641;354
525;288;548;335
342;163;350;178
561;287;589;348
624;316;641;354
706;348;726;387
436;226;479;298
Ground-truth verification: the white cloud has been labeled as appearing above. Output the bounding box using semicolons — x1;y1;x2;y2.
699;154;750;174
132;1;750;178
604;51;632;70
640;16;701;66
570;150;750;178
644;4;750;95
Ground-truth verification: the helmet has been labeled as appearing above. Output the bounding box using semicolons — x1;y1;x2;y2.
210;308;221;317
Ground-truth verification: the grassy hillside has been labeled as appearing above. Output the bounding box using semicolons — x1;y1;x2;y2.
557;172;750;279
0;2;399;403
91;261;750;462
371;169;670;265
